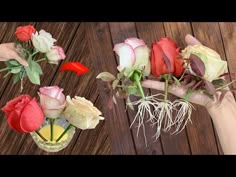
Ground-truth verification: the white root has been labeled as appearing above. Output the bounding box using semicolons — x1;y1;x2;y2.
171;99;194;134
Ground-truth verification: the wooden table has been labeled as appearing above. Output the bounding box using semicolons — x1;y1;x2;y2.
0;22;235;155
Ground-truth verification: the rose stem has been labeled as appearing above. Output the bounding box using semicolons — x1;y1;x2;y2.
56;124;73;142
36;58;47;63
184;88;192;102
20;78;23;93
50;119;55;141
35;130;47;142
164;74;170;102
134;72;145;100
0;67;9;72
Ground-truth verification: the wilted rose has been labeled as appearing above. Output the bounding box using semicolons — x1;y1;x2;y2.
1;95;44;133
46;46;66;64
31;30;56;53
182;44;228;82
63;96;104;130
15;25;36;42
151;37;184;78
38;86;66;119
113;37;151;76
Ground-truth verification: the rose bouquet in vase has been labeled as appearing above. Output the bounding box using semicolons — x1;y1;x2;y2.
1;85;104;152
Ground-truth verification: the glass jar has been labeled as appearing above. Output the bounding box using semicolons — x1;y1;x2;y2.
30;117;76;152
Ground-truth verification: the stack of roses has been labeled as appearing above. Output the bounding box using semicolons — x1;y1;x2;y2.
0;25;66;92
1;85;104;142
97;36;229;142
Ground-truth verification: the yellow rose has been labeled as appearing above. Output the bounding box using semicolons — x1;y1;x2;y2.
63;96;104;130
182;45;228;82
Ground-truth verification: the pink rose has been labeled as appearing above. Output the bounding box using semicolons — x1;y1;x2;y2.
46;46;66;64
38;86;66;119
1;95;44;133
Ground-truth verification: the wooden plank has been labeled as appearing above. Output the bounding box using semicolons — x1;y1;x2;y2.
0;22;79;154
109;22;163;154
218;22;236;154
136;22;190;154
87;22;136;154
188;22;223;154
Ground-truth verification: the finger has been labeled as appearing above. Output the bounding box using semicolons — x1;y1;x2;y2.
142;80;165;91
14;55;28;66
185;34;202;46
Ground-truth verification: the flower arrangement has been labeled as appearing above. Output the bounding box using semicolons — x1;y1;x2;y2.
97;36;232;145
0;25;67;92
1;86;104;152
0;25;100;152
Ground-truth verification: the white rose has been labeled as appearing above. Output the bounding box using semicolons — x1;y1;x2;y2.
31;30;56;53
63;96;104;130
182;44;228;82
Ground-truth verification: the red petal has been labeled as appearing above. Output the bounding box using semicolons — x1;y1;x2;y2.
60;62;89;76
7;110;25;132
173;56;184;77
20;98;44;132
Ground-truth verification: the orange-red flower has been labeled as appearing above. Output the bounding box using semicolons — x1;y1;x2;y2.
151;37;184;77
15;25;36;42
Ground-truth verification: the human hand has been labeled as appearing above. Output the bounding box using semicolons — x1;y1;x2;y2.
142;34;235;110
0;43;28;66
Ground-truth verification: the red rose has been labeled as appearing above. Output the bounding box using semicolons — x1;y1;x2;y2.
15;25;36;42
1;95;44;133
151;37;184;77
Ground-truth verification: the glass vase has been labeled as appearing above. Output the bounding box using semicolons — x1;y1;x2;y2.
30;117;76;152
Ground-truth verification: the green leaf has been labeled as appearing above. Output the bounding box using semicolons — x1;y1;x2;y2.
25;66;40;85
9;60;20;66
30;60;43;74
112;79;119;89
127;85;137;95
10;67;22;74
13;74;21;84
96;72;116;82
117;68;125;80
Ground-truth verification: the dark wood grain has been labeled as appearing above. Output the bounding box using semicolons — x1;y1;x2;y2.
109;22;163;154
87;22;136;154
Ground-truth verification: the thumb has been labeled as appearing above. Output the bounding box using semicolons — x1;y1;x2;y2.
14;55;28;66
185;34;202;46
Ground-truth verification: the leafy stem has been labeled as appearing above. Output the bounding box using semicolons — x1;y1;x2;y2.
0;67;9;72
50;119;55;141
134;72;145;100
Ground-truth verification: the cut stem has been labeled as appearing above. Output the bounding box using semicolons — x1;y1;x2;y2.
0;67;9;72
134;72;145;100
35;130;47;142
56;124;73;142
36;58;46;63
50;119;55;141
164;74;170;101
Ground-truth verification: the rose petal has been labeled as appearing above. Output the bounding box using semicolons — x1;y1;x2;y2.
113;43;135;71
7;110;25;132
133;45;150;76
39;93;64;109
124;38;145;49
20;98;44;132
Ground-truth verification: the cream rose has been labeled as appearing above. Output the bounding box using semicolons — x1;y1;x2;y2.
63;96;104;130
46;46;66;64
182;44;228;82
31;30;56;53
